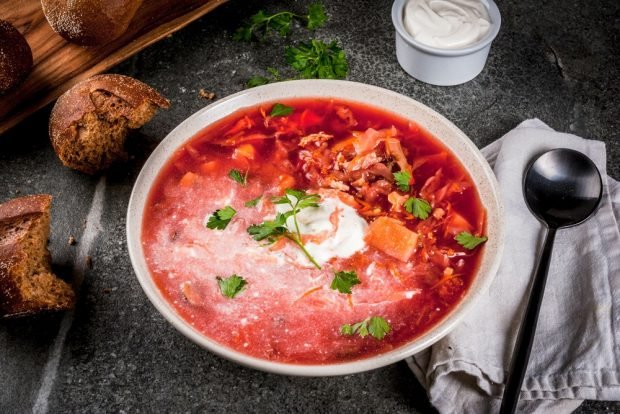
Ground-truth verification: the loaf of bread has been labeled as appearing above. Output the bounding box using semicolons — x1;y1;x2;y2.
0;195;75;318
41;0;143;46
49;74;170;174
0;19;33;94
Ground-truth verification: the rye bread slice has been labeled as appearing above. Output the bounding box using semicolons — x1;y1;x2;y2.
49;74;170;175
0;195;75;318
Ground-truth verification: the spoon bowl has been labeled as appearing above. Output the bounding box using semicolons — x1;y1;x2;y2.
500;148;603;414
524;148;603;229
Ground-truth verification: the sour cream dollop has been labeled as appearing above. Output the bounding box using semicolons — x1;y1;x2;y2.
275;195;368;266
403;0;491;49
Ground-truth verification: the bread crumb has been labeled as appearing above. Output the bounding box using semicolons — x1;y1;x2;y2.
68;235;77;245
199;89;216;100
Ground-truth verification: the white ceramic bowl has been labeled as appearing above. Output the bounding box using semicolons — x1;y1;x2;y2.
127;80;504;376
392;0;502;86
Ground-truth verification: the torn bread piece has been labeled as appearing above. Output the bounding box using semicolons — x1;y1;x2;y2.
49;74;170;175
0;195;75;318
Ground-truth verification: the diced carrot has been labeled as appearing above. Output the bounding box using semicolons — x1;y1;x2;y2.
277;174;296;192
199;161;219;175
347;295;354;308
181;282;201;306
233;144;256;161
365;216;418;262
179;172;198;187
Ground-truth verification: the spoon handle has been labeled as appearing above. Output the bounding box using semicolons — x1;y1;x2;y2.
499;227;557;414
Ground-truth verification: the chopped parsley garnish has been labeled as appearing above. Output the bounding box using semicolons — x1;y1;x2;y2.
216;274;247;298
206;206;236;230
340;316;391;340
228;169;248;185
245;195;262;207
285;40;348;80
330;270;361;294
247;189;322;269
393;171;411;192
404;197;432;220
270;103;294;117
455;231;488;249
233;2;327;42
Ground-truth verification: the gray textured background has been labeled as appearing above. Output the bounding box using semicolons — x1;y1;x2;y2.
1;0;618;412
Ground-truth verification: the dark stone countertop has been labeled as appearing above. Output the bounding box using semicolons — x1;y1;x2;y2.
1;0;618;412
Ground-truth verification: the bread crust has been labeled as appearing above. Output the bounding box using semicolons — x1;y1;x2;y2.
41;0;143;46
49;74;170;174
0;196;44;316
0;19;33;94
0;194;51;222
0;195;75;318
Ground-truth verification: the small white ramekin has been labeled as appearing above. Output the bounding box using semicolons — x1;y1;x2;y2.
392;0;501;86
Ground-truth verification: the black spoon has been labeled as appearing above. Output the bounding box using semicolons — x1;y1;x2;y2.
499;148;603;414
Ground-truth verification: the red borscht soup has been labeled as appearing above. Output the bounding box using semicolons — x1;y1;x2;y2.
142;98;487;364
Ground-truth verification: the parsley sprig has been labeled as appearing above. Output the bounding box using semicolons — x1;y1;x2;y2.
216;274;247;298
455;231;488;249
285;40;348;80
228;169;248;186
330;270;361;294
247;189;322;269
393;171;411;192
341;316;391;340
206;206;236;230
404;197;432;220
233;2;327;42
270;103;294;117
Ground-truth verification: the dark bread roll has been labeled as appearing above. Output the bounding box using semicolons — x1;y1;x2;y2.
49;74;170;174
41;0;143;46
0;195;75;318
0;19;33;94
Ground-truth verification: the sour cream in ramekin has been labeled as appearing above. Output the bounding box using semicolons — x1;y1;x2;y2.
403;0;491;49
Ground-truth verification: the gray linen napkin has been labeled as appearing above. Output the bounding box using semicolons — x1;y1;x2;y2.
408;119;620;414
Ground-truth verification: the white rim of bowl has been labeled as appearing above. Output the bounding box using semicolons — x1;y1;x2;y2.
391;0;502;57
127;79;505;376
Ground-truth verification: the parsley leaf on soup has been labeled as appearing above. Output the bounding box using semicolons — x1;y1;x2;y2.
245;195;262;208
206;206;236;230
368;316;391;340
455;231;488;249
393;171;411;192
248;189;322;269
216;274;247;298
330;270;361;294
228;169;248;185
247;212;289;243
270;103;294;117
285;40;348;80
340;316;391;340
404;197;432;220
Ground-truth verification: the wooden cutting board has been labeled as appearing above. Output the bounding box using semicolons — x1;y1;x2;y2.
0;0;228;135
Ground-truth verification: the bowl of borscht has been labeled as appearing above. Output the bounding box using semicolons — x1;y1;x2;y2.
127;80;504;375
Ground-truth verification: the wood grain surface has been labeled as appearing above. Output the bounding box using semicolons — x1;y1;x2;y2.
0;0;228;135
